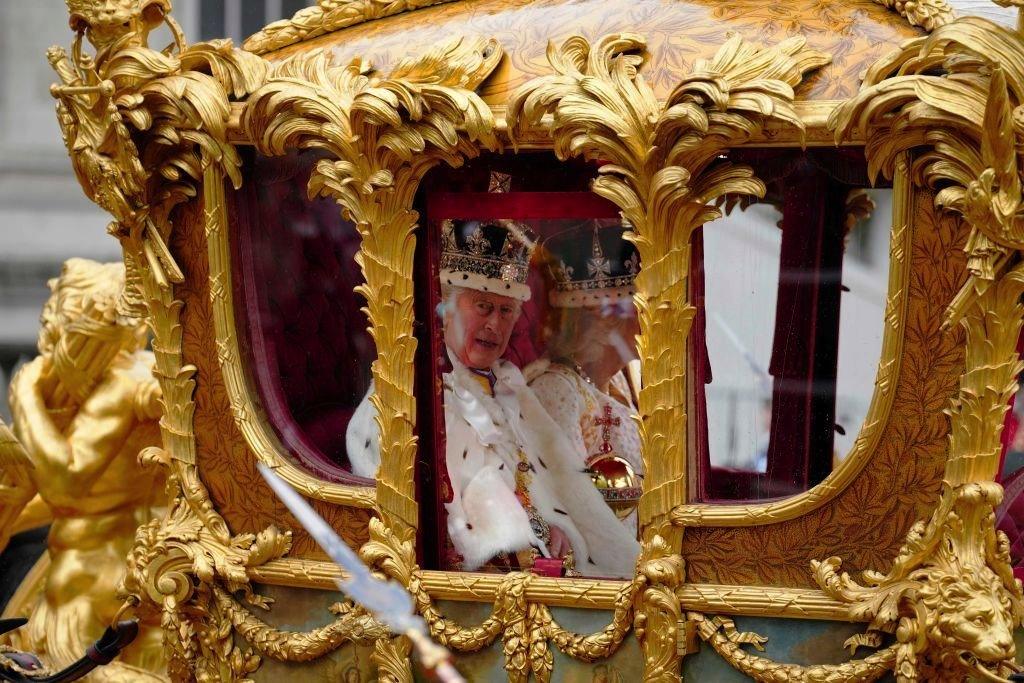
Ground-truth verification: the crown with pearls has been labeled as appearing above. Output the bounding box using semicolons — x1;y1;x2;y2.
439;219;536;302
543;221;639;308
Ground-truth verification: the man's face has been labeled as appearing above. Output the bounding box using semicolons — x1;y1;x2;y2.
444;288;522;369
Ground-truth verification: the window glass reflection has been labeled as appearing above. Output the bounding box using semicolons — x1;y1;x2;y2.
424;212;644;579
835;189;892;461
702;203;781;474
694;151;893;502
233;150;374;482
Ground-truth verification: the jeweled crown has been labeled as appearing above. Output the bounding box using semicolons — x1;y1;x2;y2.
543;221;639;308
439;219;536;301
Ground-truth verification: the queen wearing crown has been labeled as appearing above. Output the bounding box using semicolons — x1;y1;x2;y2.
348;219;638;577
526;222;644;534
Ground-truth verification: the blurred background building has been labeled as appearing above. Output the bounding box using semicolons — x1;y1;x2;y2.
0;0;316;421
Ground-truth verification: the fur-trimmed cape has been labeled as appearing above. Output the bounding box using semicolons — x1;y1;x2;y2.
347;353;639;577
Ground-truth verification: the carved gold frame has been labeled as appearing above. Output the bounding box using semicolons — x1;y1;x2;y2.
41;0;1024;679
231;109;916;591
206;165;376;508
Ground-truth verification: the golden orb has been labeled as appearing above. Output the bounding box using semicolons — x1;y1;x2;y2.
585;453;642;520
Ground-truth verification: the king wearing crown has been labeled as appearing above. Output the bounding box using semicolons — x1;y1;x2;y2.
348;220;638;577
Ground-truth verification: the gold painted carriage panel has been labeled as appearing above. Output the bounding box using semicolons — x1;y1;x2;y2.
6;0;1024;679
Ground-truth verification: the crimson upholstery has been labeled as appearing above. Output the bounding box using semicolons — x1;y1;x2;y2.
233;151;374;480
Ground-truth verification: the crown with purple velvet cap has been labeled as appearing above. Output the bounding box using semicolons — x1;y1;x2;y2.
439;219;536;302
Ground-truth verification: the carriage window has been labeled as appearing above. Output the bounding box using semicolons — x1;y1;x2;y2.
997;361;1024;577
231;149;375;483
420;155;642;579
693;151;892;501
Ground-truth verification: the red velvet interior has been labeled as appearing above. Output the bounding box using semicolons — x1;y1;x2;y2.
231;150;374;483
420;154;621;571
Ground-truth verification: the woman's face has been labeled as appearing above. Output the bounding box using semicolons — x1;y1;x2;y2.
600;299;640;364
444;288;522;369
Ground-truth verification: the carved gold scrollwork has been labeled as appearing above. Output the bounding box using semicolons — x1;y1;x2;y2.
812;264;1024;682
242;35;502;682
822;14;1024;682
507;33;830;547
45;2;392;680
506;31;829;680
830;16;1024;284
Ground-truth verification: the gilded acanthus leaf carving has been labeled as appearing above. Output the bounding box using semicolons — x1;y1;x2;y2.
822;16;1024;681
243;0;460;55
243;36;500;544
243;35;502;682
830;16;1024;279
508;32;828;680
812;265;1024;682
508;34;829;552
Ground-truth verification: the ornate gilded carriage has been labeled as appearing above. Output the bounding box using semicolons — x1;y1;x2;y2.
6;0;1024;679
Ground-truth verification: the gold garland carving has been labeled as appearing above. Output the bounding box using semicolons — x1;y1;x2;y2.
691;612;899;682
247;557;873;622
210;584;389;660
359;517;643;681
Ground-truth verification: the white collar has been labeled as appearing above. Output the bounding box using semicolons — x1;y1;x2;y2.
446;346;526;392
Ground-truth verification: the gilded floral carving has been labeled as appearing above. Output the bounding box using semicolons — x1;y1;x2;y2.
34;0;1024;680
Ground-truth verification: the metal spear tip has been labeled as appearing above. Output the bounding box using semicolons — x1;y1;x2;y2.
256;463;419;632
